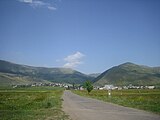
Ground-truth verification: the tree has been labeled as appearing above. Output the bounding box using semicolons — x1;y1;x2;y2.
83;80;93;94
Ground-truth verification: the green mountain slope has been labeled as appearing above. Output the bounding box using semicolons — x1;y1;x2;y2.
94;62;160;86
0;60;93;85
0;72;50;86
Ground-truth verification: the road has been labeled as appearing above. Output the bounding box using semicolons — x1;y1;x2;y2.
62;90;160;120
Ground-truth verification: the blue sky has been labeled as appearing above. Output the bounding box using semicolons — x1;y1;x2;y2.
0;0;160;74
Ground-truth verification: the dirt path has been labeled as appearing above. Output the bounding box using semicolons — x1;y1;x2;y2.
62;90;160;120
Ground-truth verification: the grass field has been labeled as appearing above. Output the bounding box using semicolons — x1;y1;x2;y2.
0;87;70;120
73;89;160;114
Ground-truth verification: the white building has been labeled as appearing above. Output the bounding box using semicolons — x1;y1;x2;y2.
103;85;115;90
147;86;155;89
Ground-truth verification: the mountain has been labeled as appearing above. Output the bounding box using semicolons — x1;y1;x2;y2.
0;72;50;86
88;73;101;78
0;60;93;86
94;62;160;86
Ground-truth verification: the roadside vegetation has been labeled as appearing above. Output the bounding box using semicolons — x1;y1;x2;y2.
73;89;160;114
0;86;70;120
83;80;93;94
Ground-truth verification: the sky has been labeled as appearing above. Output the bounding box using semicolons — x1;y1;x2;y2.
0;0;160;74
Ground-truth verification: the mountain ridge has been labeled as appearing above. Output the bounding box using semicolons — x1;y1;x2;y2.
1;60;160;87
94;62;160;86
0;60;94;86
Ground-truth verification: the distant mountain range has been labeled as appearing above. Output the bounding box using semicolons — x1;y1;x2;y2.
94;62;160;86
88;73;101;78
1;60;160;87
0;60;94;86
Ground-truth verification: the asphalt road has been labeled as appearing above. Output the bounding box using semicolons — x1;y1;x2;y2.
62;90;160;120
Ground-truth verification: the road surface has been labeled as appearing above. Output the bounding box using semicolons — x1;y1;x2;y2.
62;90;160;120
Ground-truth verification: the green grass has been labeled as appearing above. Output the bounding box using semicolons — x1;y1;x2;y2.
0;87;70;120
73;89;160;114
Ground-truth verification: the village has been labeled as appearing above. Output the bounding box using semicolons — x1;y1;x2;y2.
12;82;156;90
95;84;155;90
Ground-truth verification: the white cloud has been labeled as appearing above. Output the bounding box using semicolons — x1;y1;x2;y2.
17;0;57;10
31;1;46;7
18;0;32;3
63;52;85;68
48;6;57;10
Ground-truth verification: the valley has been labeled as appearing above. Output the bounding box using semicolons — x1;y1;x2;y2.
1;60;160;88
1;60;160;119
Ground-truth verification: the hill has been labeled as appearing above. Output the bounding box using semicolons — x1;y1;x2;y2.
88;73;101;78
94;62;160;86
0;60;93;86
0;72;50;86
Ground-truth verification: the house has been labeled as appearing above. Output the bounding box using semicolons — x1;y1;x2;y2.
103;85;115;90
99;87;104;90
147;86;155;89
